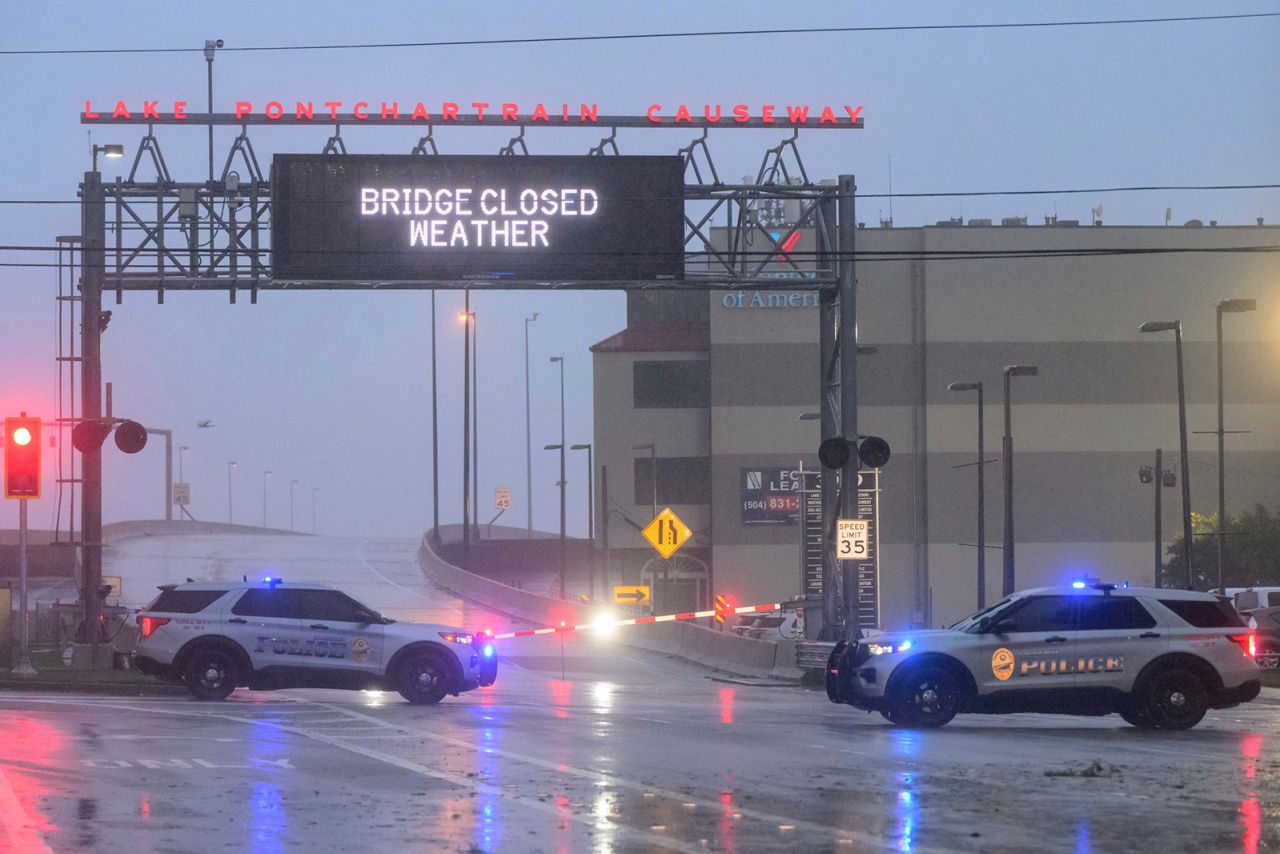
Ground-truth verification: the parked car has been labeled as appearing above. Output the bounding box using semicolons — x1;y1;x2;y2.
747;609;805;640
1243;606;1280;669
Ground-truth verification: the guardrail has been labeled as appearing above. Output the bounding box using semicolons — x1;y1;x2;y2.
796;640;836;670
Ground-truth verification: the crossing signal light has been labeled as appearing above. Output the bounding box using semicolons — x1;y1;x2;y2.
714;594;731;624
5;415;42;499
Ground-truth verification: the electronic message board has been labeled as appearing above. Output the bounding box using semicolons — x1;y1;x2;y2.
270;154;684;283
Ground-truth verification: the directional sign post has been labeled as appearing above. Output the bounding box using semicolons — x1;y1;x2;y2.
612;585;651;606
641;507;693;560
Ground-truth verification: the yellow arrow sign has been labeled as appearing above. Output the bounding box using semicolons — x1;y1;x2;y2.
612;585;651;606
641;507;693;560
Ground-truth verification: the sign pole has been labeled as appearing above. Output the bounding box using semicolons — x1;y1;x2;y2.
12;499;36;675
837;174;859;638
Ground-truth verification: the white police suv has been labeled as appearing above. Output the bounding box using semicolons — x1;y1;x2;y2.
826;583;1261;729
133;578;497;703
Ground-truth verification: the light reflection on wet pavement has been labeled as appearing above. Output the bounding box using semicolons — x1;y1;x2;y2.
1;533;1274;852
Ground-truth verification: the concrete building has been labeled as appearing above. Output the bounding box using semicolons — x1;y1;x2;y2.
591;218;1280;629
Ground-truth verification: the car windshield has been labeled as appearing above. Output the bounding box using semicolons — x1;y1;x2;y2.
950;596;1016;633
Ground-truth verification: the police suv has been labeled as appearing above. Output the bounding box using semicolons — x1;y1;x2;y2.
133;579;497;703
826;583;1261;729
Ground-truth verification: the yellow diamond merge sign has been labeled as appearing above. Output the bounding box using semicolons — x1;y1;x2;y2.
642;507;693;559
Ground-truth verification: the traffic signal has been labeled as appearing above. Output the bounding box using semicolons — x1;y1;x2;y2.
4;415;42;499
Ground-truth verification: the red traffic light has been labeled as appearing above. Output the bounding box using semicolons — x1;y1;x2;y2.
5;416;42;499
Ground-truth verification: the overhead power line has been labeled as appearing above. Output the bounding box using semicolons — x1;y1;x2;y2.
1;183;1278;207
2;13;1277;56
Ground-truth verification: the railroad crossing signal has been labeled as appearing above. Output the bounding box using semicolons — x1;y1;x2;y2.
641;507;692;559
612;585;651;606
714;594;731;624
4;415;42;499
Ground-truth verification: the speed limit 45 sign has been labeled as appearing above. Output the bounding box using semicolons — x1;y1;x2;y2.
836;519;870;560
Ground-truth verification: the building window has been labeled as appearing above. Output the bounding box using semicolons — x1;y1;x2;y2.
634;457;710;506
633;360;709;409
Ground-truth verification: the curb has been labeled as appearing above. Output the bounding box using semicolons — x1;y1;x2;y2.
0;678;187;697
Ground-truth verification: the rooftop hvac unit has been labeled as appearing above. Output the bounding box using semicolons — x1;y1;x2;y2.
967;218;993;227
1053;219;1080;227
1001;217;1028;227
935;217;964;227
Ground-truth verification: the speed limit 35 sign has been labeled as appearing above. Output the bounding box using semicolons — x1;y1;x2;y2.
836;519;870;560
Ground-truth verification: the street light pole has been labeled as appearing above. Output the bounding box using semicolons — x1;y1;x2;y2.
550;356;566;598
290;479;298;531
1002;365;1038;597
571;443;594;599
1140;321;1194;588
525;313;539;539
262;470;272;529
179;445;189;482
227;462;237;524
472;307;479;537
312;487;319;535
431;291;439;541
461;294;471;570
947;381;986;608
1214;298;1257;591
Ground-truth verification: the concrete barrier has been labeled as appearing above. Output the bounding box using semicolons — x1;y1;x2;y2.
418;532;801;680
103;520;302;541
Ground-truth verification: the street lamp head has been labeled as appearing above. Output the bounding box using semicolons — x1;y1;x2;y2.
529;312;539;322
947;381;982;392
549;356;563;363
1218;298;1257;314
797;412;820;421
1004;365;1039;377
544;443;563;450
229;461;237;467
1138;321;1179;333
570;443;591;450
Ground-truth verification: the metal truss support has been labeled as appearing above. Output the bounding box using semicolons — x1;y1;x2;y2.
755;129;809;185
588;127;619;156
836;174;860;638
221;126;263;183
678;129;719;184
498;126;528;156
322;126;347;155
127;127;172;184
411;128;439;155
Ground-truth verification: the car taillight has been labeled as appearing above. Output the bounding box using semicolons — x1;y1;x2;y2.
139;616;170;638
1228;633;1256;658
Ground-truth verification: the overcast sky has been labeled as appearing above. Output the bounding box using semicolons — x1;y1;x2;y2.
1;1;1277;537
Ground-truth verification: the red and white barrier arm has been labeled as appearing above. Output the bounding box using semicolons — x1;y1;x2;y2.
491;602;783;640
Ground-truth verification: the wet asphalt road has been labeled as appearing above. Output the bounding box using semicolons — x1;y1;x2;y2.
2;533;1277;853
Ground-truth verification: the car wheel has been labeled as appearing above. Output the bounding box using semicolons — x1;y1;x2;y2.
1143;668;1208;730
397;653;451;705
890;665;962;728
1118;704;1157;729
184;645;240;701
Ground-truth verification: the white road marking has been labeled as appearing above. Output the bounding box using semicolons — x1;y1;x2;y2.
0;696;703;854
306;701;899;848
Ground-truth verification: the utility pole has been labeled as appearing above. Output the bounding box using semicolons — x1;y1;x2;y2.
524;313;538;538
431;292;439;541
600;464;610;596
81;167;105;661
551;356;566;598
817;189;839;638
836;174;859;636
